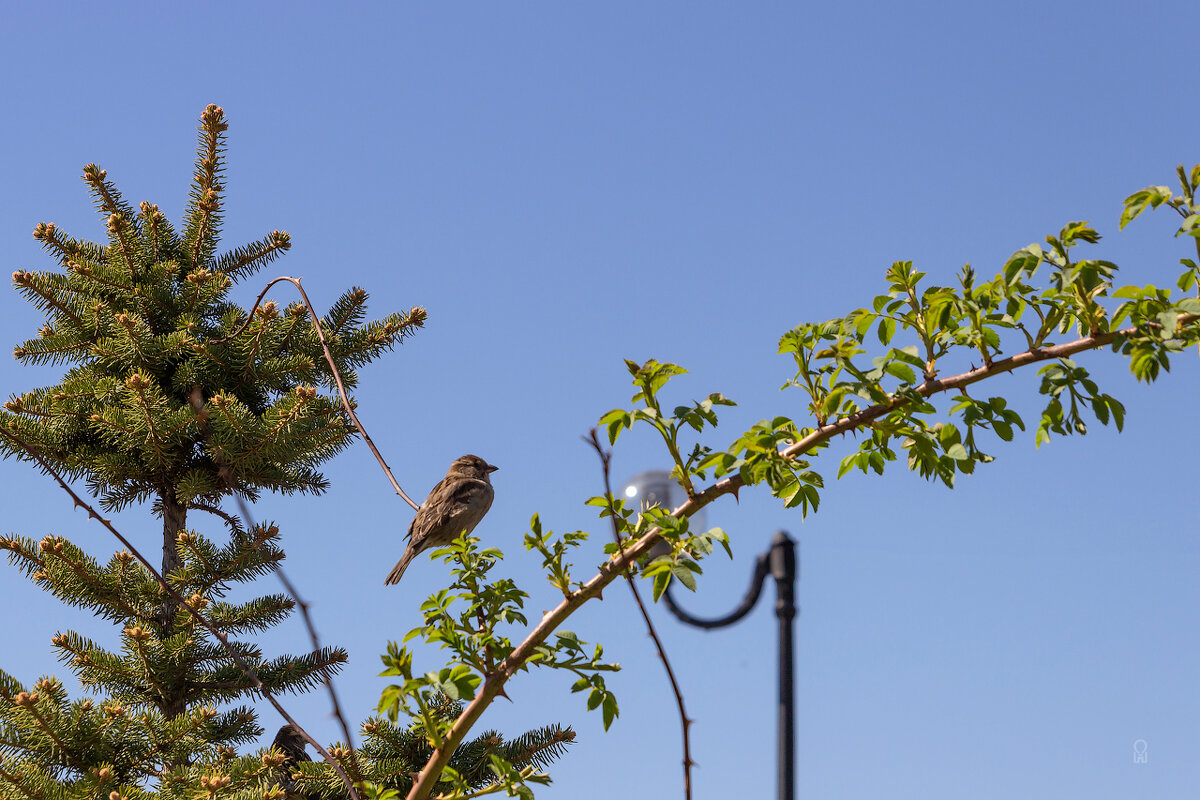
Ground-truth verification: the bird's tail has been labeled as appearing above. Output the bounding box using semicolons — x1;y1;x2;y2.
384;549;416;585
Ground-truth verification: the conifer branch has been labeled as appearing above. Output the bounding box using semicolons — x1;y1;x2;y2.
140;202;166;266
31;221;107;268
11;268;87;330
68;260;135;295
11;340;90;363
501;725;576;772
82;165;139;277
124;374;170;475
212;275;422;510
38;544;141;619
127;634;169;702
0;424;361;800
190;502;245;534
0;761;42;800
18;699;87;772
214;231;292;280
187;105;227;271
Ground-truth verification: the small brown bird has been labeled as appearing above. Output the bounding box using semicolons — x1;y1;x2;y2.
270;725;311;800
385;454;498;585
271;724;311;766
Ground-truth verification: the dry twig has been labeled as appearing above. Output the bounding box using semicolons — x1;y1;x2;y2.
212;275;420;510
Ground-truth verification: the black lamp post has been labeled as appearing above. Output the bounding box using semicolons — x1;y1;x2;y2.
621;472;798;800
661;531;798;800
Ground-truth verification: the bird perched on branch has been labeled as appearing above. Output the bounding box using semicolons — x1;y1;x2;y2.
270;725;312;800
385;454;498;585
272;724;311;766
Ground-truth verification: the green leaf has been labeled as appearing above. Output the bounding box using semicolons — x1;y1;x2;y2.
945;443;969;461
1177;213;1200;237
601;693;619;730
878;317;896;345
652;570;671;602
1003;246;1042;282
671;563;698;592
892;346;925;367
1120;186;1172;229
885;361;916;383
1156;310;1179;338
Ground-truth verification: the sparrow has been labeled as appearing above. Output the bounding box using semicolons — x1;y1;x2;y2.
271;724;311;767
269;725;312;800
384;454;498;585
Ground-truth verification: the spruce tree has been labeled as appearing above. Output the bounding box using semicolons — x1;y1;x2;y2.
0;105;574;800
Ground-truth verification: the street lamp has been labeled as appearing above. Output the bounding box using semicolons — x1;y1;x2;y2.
622;472;798;800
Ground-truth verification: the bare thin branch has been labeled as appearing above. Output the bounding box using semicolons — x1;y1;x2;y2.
234;490;362;777
188;502;244;534
585;429;693;800
211;275;420;510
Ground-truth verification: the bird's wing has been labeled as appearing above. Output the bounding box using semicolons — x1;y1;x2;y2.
448;478;493;510
407;477;491;541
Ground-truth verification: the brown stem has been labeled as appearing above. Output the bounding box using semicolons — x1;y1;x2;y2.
159;486;188;722
210;276;420;510
585;429;693;800
190;502;244;534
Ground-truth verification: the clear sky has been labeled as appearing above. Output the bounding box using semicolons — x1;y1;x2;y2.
2;3;1198;798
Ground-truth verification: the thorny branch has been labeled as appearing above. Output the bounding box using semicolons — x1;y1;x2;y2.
403;313;1200;800
0;424;362;800
585;429;693;800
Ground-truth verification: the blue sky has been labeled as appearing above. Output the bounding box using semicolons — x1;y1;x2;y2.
2;3;1198;798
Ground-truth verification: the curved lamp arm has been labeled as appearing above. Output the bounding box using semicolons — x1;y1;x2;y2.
662;551;772;629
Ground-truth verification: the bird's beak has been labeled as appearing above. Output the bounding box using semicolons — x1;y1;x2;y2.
486;464;499;473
